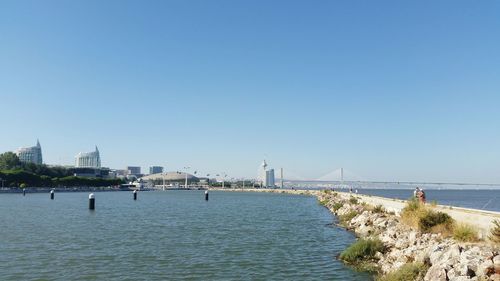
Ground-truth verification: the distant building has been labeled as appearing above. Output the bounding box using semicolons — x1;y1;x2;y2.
257;160;276;188
258;160;268;186
15;140;43;165
141;171;199;186
73;167;110;178
149;166;164;174
75;146;101;168
265;169;275;188
127;166;141;175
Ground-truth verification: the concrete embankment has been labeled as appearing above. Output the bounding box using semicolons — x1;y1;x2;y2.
334;191;500;238
218;188;500;281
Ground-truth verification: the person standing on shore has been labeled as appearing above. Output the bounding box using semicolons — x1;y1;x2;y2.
419;188;426;204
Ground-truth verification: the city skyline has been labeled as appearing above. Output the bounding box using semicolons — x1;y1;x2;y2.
1;1;500;183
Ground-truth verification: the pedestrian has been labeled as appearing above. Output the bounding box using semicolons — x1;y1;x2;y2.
419;189;426;204
413;187;420;199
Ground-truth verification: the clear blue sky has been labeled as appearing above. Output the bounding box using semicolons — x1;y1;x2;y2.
1;0;499;183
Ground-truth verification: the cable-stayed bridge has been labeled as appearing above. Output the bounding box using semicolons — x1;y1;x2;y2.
279;168;500;188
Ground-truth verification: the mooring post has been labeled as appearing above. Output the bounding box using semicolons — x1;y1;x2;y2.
89;193;95;210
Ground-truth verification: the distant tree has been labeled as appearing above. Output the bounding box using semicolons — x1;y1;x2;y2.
0;152;21;170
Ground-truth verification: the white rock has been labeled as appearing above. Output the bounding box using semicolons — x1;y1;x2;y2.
493;254;500;265
448;276;472;281
476;259;494;277
424;265;447;281
489;273;500;281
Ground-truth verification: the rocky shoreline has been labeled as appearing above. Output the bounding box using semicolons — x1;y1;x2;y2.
220;188;500;281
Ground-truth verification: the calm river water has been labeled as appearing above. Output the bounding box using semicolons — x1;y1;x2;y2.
0;191;371;280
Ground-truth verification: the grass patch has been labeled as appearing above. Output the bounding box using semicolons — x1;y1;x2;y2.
319;199;329;206
377;262;429;281
453;223;479;242
349;197;359;205
401;199;428;229
418;211;453;233
332;202;343;212
339;210;358;225
372;204;385;213
340;238;384;265
401;199;454;235
489;219;500;244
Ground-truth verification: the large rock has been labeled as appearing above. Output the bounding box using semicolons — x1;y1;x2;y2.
429;245;446;266
477;259;494;277
424;265;448;281
448;277;476;281
356;224;375;237
447;264;476;280
490;273;500;281
493;254;500;266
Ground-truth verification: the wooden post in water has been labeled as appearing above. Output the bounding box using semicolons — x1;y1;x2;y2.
133;190;137;200
50;189;54;200
205;190;209;201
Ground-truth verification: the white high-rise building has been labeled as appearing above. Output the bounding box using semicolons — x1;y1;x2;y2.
75;146;101;168
15;139;43;165
265;169;275;188
257;160;275;188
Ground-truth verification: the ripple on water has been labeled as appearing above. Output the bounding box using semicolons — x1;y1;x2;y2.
0;191;372;281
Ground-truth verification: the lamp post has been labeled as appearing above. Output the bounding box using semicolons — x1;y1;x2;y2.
162;169;166;191
183;166;190;189
222;173;227;189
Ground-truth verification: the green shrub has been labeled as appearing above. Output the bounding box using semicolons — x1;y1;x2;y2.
332;202;343;212
418;211;453;233
377;262;429;281
373;205;385;213
319;199;329;206
340;238;384;264
339;210;358;225
349;197;359;204
490;219;500;244
453;223;478;242
401;199;455;235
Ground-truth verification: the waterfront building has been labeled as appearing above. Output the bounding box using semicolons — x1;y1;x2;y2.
75;146;101;168
73;167;110;178
149;166;164;174
141;171;199;186
15;140;43;165
127;166;141;176
265;169;275;188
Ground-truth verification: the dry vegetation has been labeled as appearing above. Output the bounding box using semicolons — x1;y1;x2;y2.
401;199;480;242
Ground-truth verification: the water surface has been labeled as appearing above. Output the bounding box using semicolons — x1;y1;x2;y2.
0;191;371;280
